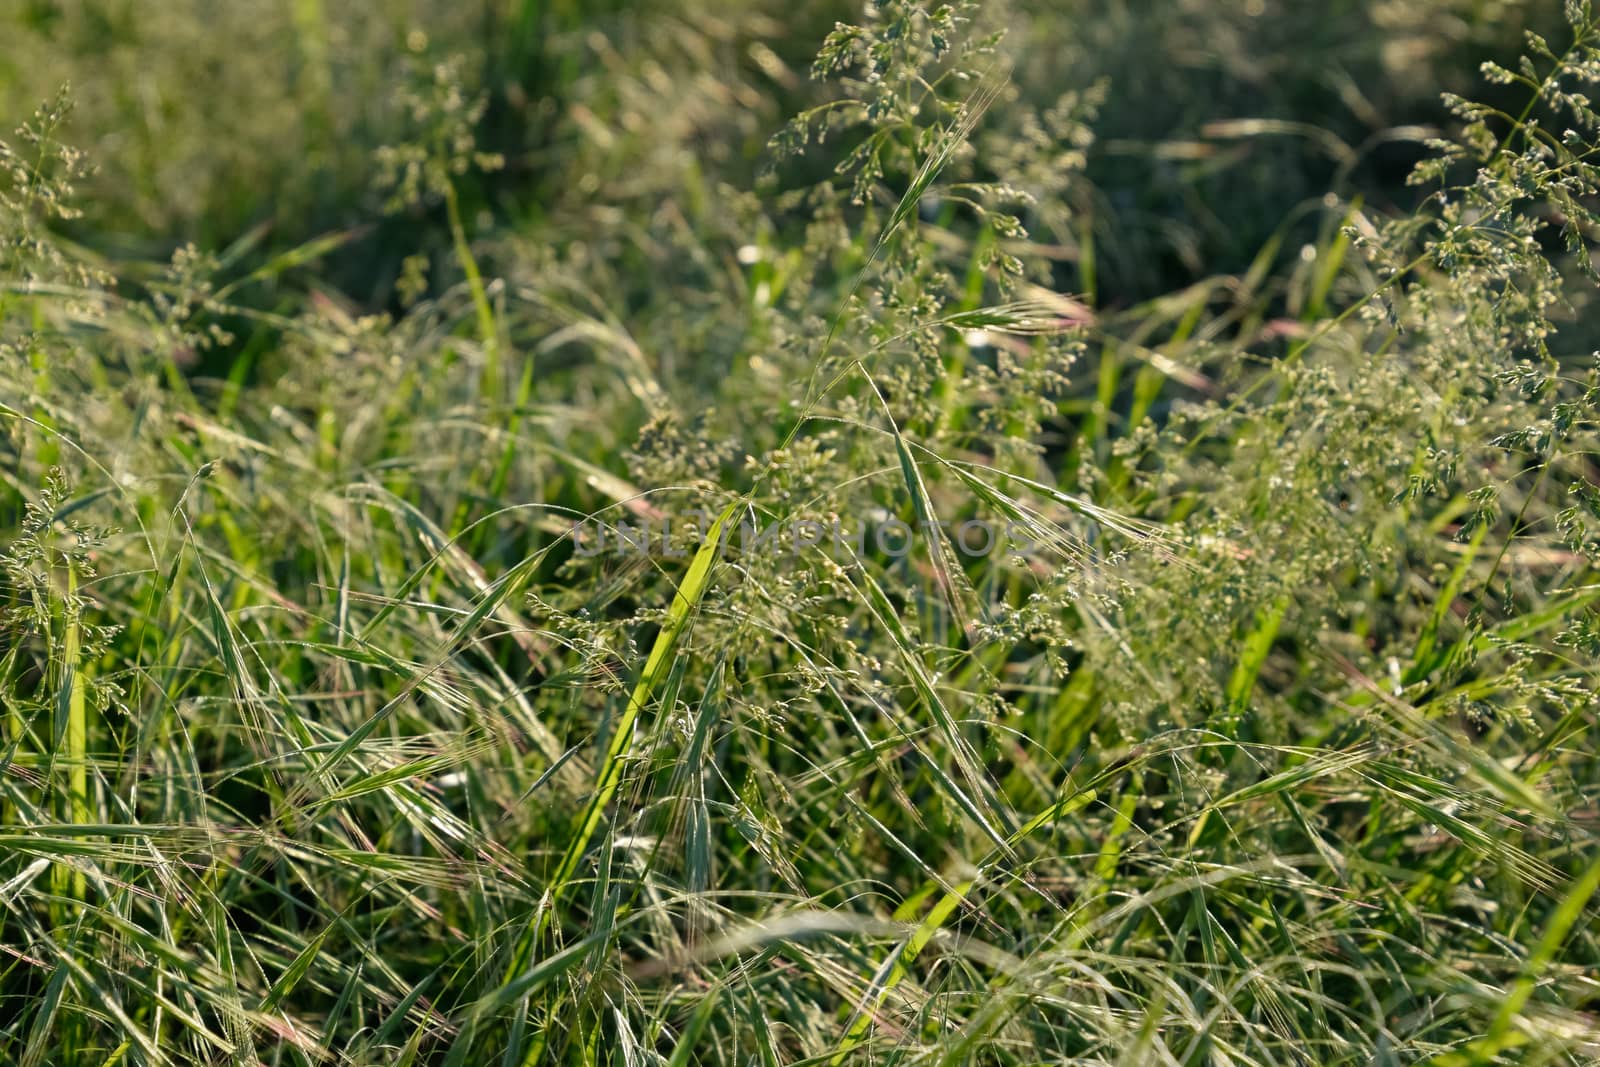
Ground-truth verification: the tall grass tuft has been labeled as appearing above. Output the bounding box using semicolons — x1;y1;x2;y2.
1;2;1598;1065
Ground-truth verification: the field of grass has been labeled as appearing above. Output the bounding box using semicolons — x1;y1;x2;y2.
2;1;1599;1064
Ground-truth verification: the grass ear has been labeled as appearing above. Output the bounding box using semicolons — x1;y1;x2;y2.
3;2;1600;1064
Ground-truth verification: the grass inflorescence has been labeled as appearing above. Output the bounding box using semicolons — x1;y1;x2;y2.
2;1;1599;1064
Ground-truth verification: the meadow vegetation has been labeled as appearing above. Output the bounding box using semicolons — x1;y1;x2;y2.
2;1;1599;1063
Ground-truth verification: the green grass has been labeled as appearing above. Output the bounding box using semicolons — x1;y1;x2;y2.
2;1;1599;1064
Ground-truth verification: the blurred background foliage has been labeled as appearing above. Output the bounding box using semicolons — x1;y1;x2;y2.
0;0;1558;302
